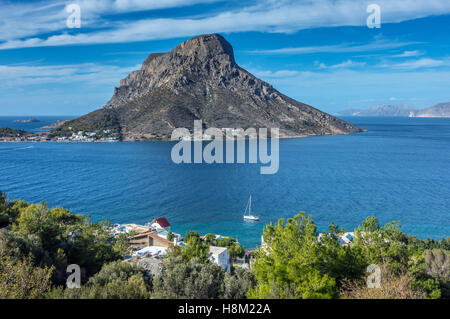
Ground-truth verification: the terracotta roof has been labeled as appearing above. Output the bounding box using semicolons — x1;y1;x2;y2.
132;231;173;246
152;217;171;228
133;231;155;239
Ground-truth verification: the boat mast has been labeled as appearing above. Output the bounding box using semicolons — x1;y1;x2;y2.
249;195;252;216
244;197;248;217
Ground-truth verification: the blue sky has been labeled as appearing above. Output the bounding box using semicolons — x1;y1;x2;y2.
0;0;449;116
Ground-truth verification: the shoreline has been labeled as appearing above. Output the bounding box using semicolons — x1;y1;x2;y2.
0;130;367;143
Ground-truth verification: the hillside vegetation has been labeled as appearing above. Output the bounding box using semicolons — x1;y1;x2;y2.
0;191;448;299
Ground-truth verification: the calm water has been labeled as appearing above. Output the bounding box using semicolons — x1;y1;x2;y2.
0;116;449;248
0;116;73;132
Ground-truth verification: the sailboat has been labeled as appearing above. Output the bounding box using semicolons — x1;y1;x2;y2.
243;195;259;221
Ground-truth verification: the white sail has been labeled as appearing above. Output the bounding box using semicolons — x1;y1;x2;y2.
243;195;259;221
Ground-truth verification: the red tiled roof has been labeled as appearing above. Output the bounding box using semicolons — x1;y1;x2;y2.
153;217;170;228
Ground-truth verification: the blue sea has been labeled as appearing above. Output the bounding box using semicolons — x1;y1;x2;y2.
0;116;73;133
0;116;449;248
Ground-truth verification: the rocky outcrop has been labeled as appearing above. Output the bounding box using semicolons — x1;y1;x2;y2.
52;34;364;140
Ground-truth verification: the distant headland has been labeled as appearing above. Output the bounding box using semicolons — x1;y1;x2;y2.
335;102;450;118
13;118;41;123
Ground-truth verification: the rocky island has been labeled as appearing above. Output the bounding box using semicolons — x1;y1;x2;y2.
13;118;41;123
409;102;450;118
47;34;364;141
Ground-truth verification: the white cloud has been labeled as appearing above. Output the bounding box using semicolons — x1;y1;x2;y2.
0;63;140;87
0;0;220;42
0;1;67;41
105;0;219;12
249;69;301;78
246;39;422;55
317;59;367;69
1;0;450;49
379;58;450;69
391;50;424;58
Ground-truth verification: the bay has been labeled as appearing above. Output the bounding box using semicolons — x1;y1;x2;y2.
0;116;449;248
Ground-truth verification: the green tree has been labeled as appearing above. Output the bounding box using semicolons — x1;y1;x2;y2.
0;192;21;228
12;203;122;283
167;231;175;242
181;235;210;263
205;233;216;244
0;192;10;228
215;236;245;259
152;256;225;299
49;261;151;299
184;230;199;242
352;217;409;274
248;213;336;299
14;204;73;257
113;233;131;256
223;267;256;299
0;256;54;299
316;223;365;285
0;228;51;266
82;274;151;299
88;260;150;287
66;219;121;278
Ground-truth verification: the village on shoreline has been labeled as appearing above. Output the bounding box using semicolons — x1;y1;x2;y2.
0;118;301;143
0;127;120;143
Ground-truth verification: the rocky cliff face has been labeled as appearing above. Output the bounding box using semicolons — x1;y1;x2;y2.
52;34;364;140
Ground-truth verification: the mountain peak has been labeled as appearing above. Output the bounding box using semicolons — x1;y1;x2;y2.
141;33;235;70
175;33;234;60
51;34;364;141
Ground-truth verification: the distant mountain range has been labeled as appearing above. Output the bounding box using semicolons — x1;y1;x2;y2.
410;102;450;118
335;102;450;118
335;104;416;117
49;34;363;141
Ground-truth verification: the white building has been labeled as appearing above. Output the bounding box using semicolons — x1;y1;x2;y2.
149;217;171;231
132;246;167;258
209;246;230;273
111;223;150;235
